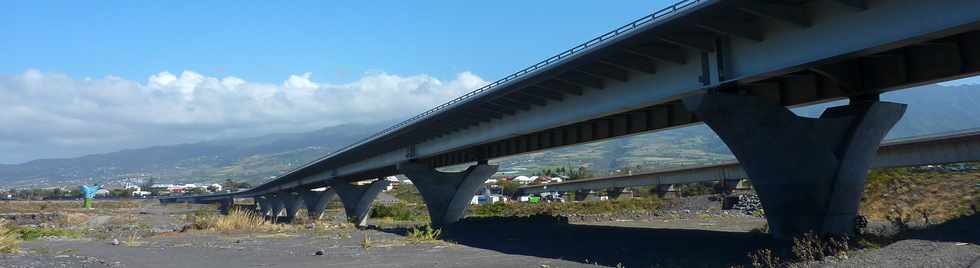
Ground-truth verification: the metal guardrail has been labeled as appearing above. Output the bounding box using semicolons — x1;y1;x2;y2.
281;0;707;178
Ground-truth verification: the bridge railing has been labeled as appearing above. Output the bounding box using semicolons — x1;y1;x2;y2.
284;0;706;177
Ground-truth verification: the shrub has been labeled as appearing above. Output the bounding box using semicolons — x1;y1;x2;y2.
370;203;421;221
748;248;782;268
15;227;81;241
679;183;714;197
790;232;849;262
406;225;442;243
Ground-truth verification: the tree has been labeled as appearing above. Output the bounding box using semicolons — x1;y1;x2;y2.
141;178;157;191
498;181;522;197
222;179;252;192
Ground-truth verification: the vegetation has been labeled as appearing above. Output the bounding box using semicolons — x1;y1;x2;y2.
0;219;21;254
677;182;714;197
469;197;661;217
187;208;291;233
861;167;979;224
0;200;142;214
387;185;423;205
748;232;851;268
14;227;82;241
405;225;442;244
534;165;591;180
370;203;423;221
222;179;252;192
497;180;522;197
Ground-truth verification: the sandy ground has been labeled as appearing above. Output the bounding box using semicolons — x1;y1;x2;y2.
0;199;977;268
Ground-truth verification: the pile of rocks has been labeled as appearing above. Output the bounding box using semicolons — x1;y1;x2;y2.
732;194;763;215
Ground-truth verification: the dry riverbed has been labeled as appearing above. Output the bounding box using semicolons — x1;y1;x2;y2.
0;199;977;267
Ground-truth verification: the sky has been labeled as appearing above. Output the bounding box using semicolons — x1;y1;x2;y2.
2;1;979;165
0;0;682;164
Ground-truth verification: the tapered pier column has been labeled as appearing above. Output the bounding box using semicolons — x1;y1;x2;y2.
399;162;498;226
267;195;286;219
303;189;337;220
278;192;304;222
334;179;390;227
217;198;234;215
574;190;590;201
607;187;627;199
684;93;905;239
256;197;273;216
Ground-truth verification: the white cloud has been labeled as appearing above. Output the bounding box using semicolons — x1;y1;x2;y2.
0;69;486;164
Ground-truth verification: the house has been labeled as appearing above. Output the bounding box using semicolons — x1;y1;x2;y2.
94;189;111;197
208;184;223;192
512;176;535;185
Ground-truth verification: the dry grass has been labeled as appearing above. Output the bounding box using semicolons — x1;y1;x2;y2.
190;208;293;233
747;232;850;268
0;219;22;254
405;225;442;244
861;168;979;225
469;197;662;217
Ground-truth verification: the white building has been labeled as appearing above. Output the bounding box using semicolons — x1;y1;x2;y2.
512;176;535;184
471;194;503;205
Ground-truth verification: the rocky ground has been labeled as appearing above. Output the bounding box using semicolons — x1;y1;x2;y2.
0;197;977;267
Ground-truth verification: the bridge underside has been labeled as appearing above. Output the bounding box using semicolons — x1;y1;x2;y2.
165;0;980;239
259;0;980;194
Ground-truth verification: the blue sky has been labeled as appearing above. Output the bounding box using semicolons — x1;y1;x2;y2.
1;0;686;163
1;1;977;164
2;0;674;83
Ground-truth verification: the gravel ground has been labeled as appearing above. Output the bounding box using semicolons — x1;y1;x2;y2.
805;240;980;268
0;198;977;267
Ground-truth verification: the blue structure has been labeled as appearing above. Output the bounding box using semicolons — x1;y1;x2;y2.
80;184;101;209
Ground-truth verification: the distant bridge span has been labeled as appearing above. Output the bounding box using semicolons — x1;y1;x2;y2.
520;128;980;195
164;0;980;238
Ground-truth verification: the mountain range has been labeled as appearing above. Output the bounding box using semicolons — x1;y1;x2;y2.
1;84;978;188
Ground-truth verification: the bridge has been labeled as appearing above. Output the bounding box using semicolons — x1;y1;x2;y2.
162;0;980;239
519;128;980;197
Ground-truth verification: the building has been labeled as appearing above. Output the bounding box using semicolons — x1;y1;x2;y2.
512;176;535;184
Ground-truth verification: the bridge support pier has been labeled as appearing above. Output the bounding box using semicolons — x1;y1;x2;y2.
685;93;905;239
279;192;304;222
267;195;286;220
656;184;676;198
217;198;234;215
334;179;390;227
607;187;626;199
399;162;498;226
303;189;337;220
574;190;590;201
256;197;273;217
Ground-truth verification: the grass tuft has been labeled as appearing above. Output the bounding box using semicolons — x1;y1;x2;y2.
405;225;442;244
15;227;81;241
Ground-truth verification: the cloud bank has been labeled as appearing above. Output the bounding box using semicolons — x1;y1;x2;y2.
0;69;486;164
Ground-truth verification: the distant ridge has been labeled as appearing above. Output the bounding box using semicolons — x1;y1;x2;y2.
1;84;978;188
